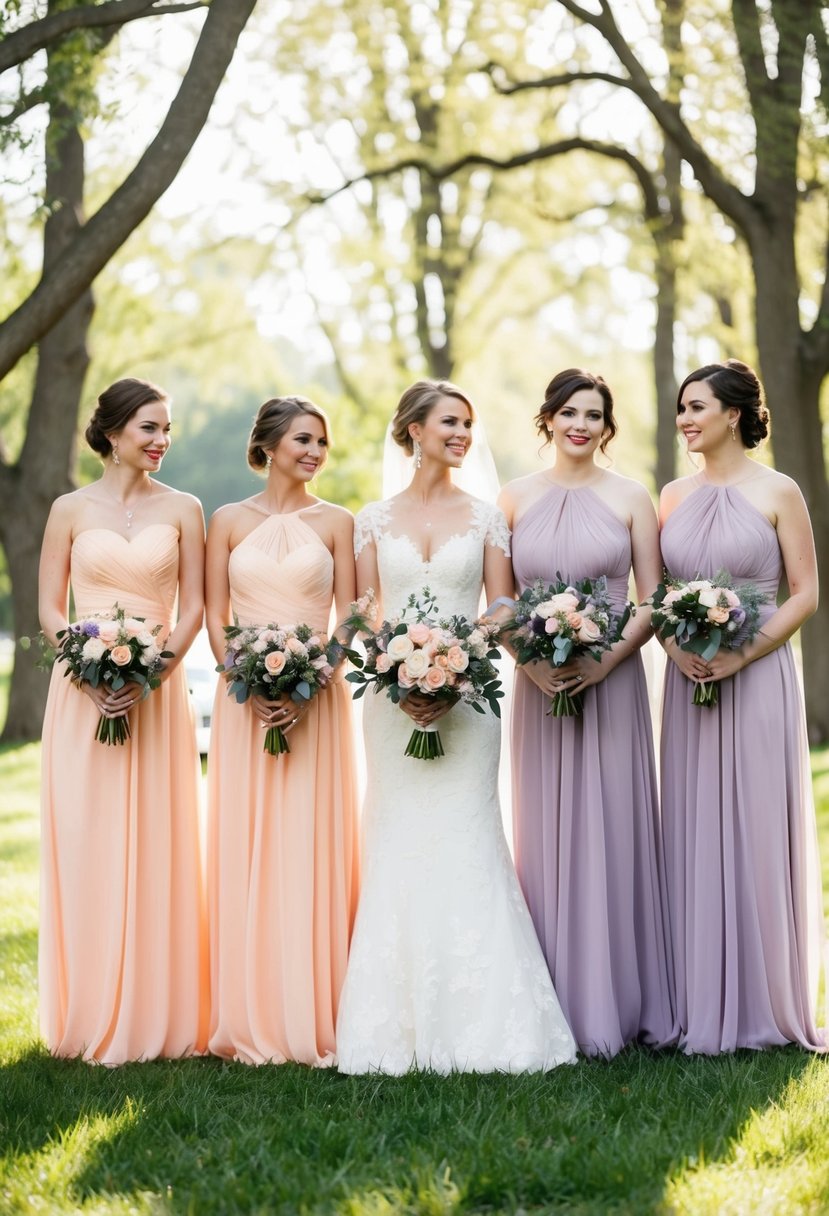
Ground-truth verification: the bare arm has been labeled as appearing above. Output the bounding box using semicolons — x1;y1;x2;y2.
38;497;74;645
204;506;235;666
158;495;205;680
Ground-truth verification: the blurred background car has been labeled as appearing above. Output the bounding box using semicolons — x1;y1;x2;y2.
184;629;219;755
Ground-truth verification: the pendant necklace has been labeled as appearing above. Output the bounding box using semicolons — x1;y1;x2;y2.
101;480;152;529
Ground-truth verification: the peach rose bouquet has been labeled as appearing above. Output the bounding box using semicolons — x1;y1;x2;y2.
505;575;629;717
48;603;169;745
649;571;766;707
340;587;503;760
220;621;336;755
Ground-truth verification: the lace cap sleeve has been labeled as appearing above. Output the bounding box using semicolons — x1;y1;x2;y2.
480;502;511;557
354;500;390;557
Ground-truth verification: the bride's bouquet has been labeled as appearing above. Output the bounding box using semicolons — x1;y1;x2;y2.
51;603;170;744
221;622;337;755
504;575;629;716
341;588;503;760
649;570;766;707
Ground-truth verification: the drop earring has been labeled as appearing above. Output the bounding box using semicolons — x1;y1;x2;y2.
111;444;120;466
413;439;422;469
266;453;273;468
730;424;737;442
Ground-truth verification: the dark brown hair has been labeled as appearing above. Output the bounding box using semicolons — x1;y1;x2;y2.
536;368;617;454
85;378;168;457
391;379;475;455
677;359;770;449
246;396;330;471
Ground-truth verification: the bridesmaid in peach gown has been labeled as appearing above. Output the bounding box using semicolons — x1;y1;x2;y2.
38;378;208;1063
206;396;360;1065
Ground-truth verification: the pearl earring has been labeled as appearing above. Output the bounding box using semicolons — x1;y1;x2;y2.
413;439;422;469
112;444;120;466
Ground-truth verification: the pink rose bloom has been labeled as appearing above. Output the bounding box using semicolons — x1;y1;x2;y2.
578;618;602;643
375;653;393;674
397;665;417;688
566;612;583;630
421;665;447;691
264;650;287;675
110;644;133;666
97;621;120;645
285;637;307;655
544;617;560;635
404;650;431;679
446;645;469;673
407;621;432;646
706;605;730;625
434;653;450;669
662;588;682;607
387;633;415;661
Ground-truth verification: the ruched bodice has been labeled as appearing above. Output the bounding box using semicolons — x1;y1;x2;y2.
660;484;780;620
512;486;631;610
71;525;180;626
228;508;333;634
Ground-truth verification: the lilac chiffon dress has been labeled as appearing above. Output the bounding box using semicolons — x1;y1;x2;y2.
511;484;676;1057
660;483;824;1053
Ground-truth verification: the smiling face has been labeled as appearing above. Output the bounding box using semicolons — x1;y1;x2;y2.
546;388;607;459
410;395;473;469
108;399;171;471
269;413;329;482
676;378;739;454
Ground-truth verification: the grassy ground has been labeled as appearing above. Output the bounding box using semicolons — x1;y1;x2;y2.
1;741;828;1214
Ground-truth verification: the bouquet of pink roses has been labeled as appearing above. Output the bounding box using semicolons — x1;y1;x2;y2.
341;588;503;760
221;622;337;755
504;575;629;716
649;570;766;707
52;603;170;744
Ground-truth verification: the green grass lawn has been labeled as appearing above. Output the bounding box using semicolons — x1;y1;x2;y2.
1;742;828;1215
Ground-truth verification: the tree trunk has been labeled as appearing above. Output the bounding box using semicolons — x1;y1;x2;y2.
750;231;829;744
0;104;92;741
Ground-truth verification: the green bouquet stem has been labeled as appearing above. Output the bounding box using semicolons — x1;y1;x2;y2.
263;725;291;756
404;726;445;760
548;689;584;717
693;680;720;708
95;713;131;746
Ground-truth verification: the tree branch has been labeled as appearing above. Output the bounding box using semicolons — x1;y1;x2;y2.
0;0;208;75
308;137;663;219
0;0;258;383
548;0;761;236
0;86;48;127
484;61;631;94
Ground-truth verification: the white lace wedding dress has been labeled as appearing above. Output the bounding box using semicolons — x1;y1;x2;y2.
336;498;577;1073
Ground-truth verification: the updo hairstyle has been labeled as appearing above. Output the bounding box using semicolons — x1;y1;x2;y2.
677;359;770;449
536;368;617;454
391;380;475;455
246;396;330;471
85;378;168;457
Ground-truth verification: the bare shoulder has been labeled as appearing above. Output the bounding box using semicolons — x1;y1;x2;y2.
315;499;354;525
600;469;654;509
500;472;546;504
659;473;698;519
207;500;250;533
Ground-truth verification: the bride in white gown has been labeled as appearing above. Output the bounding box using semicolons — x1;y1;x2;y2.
336;380;577;1074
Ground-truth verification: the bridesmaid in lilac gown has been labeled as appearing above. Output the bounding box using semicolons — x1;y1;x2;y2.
660;359;824;1054
500;369;676;1057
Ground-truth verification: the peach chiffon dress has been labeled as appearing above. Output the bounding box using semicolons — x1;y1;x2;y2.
207;504;360;1065
39;524;209;1063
